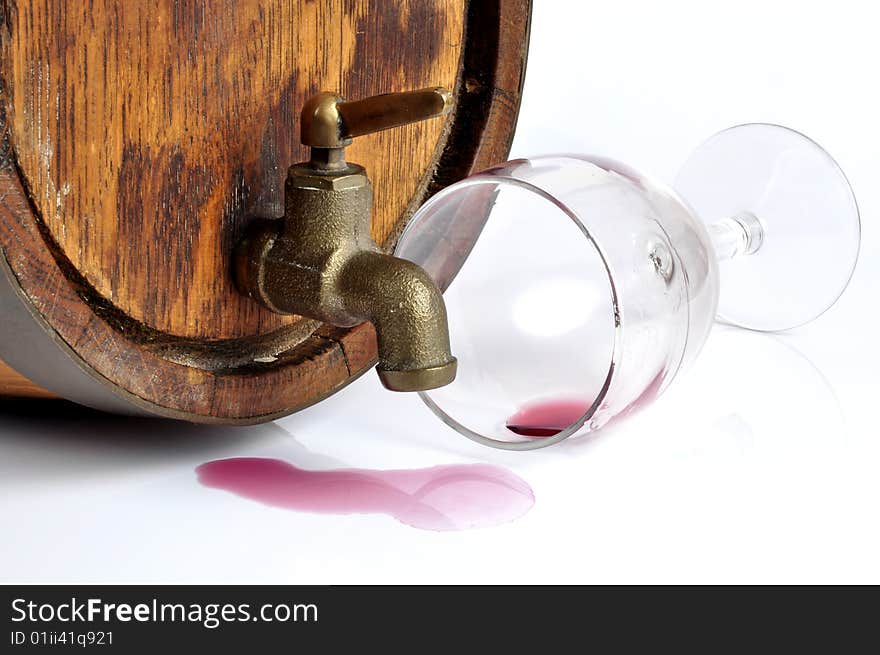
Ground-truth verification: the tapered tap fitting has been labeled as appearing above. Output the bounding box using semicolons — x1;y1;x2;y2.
234;88;457;391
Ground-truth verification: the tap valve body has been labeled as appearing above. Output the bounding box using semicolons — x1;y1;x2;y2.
235;88;457;392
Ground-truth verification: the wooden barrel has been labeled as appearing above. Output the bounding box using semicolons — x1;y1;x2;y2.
0;0;530;423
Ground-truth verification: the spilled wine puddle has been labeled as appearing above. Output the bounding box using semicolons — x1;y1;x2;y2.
197;458;534;532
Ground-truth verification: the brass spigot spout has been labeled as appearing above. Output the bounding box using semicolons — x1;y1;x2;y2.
234;88;457;392
338;250;456;391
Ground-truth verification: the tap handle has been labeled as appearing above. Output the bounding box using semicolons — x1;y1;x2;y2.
338;87;453;140
301;87;453;149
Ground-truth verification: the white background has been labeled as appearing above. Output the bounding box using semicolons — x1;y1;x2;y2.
2;0;879;583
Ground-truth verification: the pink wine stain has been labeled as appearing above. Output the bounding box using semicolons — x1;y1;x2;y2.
196;458;534;532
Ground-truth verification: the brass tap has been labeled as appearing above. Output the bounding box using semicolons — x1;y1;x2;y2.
235;88;457;391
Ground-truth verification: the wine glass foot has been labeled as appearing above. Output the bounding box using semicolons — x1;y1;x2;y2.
675;123;860;332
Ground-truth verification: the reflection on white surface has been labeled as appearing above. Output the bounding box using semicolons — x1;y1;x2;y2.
675;326;847;457
0;405;302;487
551;324;847;459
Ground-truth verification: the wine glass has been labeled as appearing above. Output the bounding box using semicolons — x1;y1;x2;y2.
393;124;860;450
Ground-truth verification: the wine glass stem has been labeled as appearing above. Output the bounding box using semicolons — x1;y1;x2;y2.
707;211;764;261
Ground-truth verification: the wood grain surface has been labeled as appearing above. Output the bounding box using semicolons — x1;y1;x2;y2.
0;0;530;420
2;0;462;338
